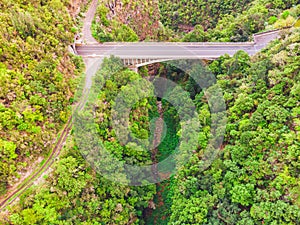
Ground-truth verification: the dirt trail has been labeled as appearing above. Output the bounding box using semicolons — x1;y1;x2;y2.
0;116;73;212
0;1;99;212
82;0;99;44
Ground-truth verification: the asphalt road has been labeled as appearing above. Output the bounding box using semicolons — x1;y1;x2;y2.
76;43;260;59
77;29;282;60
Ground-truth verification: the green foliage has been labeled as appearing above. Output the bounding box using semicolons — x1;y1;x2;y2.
0;139;18;195
92;19;139;42
281;10;290;19
269;16;278;25
160;0;299;41
0;0;81;196
92;0;160;41
9;57;157;224
97;4;110;26
53;156;87;198
231;184;255;206
166;29;300;224
182;25;207;42
113;24;139;42
3;1;300;224
159;0;252;31
93;0;299;42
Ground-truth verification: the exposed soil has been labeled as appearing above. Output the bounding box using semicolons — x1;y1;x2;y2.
0;157;43;204
0;113;73;211
147;63;161;76
82;0;99;43
104;0;161;40
153;183;166;224
178;24;194;33
69;0;90;17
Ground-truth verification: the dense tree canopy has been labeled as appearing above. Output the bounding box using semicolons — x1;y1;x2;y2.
1;1;300;224
0;0;82;196
167;29;300;224
93;0;300;42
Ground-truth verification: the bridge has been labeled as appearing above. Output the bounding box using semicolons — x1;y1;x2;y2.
75;29;282;71
74;0;283;71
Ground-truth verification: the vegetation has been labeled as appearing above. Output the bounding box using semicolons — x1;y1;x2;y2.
92;0;163;42
167;29;300;224
0;0;82;196
1;0;300;224
181;0;300;42
144;99;179;225
92;0;299;42
92;14;139;42
159;0;252;31
5;57;157;224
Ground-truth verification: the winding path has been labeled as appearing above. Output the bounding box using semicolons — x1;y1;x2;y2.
82;0;98;44
0;0;100;213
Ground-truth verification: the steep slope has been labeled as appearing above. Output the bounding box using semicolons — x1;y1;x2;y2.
0;0;81;196
159;0;252;31
167;28;300;224
1;1;299;225
92;0;299;42
92;0;163;41
5;57;157;225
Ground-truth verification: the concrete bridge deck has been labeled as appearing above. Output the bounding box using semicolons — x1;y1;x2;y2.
75;29;282;69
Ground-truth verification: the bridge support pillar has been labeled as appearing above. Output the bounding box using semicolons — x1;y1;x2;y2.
128;66;138;73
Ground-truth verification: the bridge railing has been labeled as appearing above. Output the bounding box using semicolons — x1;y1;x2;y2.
101;42;255;46
252;29;280;37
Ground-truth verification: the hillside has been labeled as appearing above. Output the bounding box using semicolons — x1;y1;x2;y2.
91;0;162;42
4;27;300;224
0;0;81;196
92;0;299;42
0;0;299;224
166;28;300;225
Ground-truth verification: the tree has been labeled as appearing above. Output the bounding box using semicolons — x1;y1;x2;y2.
182;25;207;42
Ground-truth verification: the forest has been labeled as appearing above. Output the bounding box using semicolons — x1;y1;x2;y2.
0;0;83;197
92;0;299;42
0;0;300;224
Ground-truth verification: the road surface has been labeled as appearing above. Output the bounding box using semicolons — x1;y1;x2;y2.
77;43;258;59
76;31;280;60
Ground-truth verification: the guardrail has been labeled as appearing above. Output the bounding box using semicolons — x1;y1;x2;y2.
100;42;255;46
253;29;280;37
75;28;291;49
76;29;289;48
